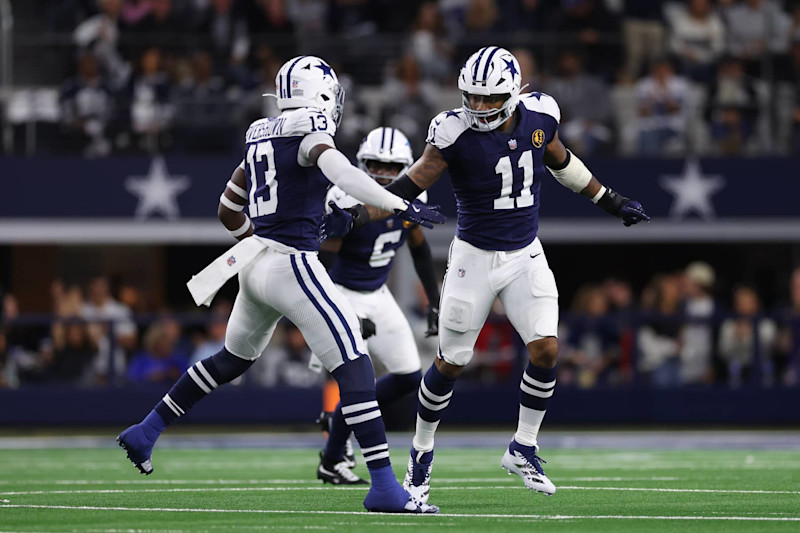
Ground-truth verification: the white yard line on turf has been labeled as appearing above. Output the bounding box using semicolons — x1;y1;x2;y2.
2;486;799;496
2;504;800;522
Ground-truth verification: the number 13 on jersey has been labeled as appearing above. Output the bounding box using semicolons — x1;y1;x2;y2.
494;149;534;210
246;140;278;218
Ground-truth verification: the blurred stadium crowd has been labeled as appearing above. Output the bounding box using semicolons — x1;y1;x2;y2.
1;263;799;390
5;0;800;157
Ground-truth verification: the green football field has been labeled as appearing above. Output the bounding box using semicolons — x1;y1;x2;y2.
1;432;799;532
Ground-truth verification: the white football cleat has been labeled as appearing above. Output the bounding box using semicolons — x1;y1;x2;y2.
402;446;434;504
501;439;556;495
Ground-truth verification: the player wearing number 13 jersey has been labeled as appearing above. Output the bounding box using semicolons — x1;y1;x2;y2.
319;47;650;502
116;55;443;514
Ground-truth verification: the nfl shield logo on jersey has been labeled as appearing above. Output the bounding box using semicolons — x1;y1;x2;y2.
508;139;517;150
458;268;466;278
227;256;236;266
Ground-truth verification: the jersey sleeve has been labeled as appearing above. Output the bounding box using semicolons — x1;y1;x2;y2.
285;107;338;167
425;109;469;151
324;185;360;213
520;92;561;141
298;132;336;167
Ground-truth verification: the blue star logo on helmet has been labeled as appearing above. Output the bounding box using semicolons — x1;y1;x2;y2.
315;62;334;78
502;58;519;79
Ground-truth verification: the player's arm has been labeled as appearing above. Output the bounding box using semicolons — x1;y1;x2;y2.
407;225;440;337
217;164;254;241
543;131;650;227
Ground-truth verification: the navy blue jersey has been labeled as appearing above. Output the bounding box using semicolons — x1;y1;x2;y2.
325;187;427;291
242;107;336;251
426;93;561;251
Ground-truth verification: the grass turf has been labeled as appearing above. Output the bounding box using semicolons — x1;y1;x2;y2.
1;444;799;532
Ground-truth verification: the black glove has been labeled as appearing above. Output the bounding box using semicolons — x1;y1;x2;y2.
425;305;439;337
596;188;651;227
359;317;376;339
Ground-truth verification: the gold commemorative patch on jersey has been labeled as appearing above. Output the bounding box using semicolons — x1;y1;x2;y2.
532;129;545;148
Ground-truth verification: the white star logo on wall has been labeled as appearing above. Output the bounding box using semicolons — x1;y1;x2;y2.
659;159;725;220
125;157;191;220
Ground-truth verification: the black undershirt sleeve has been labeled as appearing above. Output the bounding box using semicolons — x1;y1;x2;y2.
385;174;424;201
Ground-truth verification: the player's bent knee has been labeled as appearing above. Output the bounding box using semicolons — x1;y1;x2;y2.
435;357;466;378
528;337;559;367
331;355;376;395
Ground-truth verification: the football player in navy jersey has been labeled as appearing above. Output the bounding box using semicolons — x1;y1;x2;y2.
314;127;440;485
116;56;443;514
320;47;650;501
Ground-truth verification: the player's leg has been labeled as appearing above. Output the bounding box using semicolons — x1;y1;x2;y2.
404;239;495;502
281;252;437;513
497;239;559;494
324;285;422;466
117;260;281;475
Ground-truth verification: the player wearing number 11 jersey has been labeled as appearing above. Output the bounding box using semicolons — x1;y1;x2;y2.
319;47;650;503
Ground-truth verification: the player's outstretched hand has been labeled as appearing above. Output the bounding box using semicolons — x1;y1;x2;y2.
619;199;650;227
425;305;439;337
319;202;354;242
394;200;446;229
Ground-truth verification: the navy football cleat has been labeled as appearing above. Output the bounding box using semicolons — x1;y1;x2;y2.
363;484;439;514
501;439;556;495
116;424;156;475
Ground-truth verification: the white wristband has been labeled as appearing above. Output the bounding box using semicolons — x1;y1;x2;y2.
226;180;248;200
228;217;252;238
591;185;607;204
220;193;245;212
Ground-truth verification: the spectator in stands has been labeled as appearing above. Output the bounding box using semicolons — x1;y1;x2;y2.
622;0;666;80
130;0;184;37
555;0;620;78
172;50;234;152
59;51;114;158
239;45;283;126
719;284;777;387
42;318;99;385
721;0;791;77
638;273;683;387
706;57;759;155
409;2;453;84
464;0;500;34
194;0;250;67
81;276;137;382
603;278;635;381
381;54;436;156
121;0;151;27
680;261;717;385
669;0;726;83
560;284;621;388
254;320;324;388
246;0;294;36
775;267;800;386
73;0;131;90
0;291;18;388
635;58;690;155
127;317;189;384
127;47;173;153
544;49;612;155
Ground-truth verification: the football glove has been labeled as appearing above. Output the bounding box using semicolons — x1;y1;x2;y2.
394;200;446;229
425;305;439;337
318;202;354;241
596;188;651;227
359;317;376;339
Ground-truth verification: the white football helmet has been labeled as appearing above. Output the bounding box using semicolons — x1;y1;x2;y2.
275;56;345;126
356;127;414;181
458;47;522;132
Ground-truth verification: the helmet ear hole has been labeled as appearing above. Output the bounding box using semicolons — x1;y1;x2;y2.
320;94;330;101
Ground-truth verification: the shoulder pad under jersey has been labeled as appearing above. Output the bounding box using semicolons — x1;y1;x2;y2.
519;92;561;124
426;109;470;150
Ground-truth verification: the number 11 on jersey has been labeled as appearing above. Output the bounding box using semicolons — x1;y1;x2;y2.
493;150;534;210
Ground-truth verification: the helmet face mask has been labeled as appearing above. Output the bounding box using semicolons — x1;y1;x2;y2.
356;127;414;183
275;56;346;126
458;47;522;132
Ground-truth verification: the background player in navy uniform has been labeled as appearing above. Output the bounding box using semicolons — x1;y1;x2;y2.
313;127;440;485
116;55;443;514
320;47;650;501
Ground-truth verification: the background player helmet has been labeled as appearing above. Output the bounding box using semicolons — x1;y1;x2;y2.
275;56;345;126
458;47;522;132
356;127;414;181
